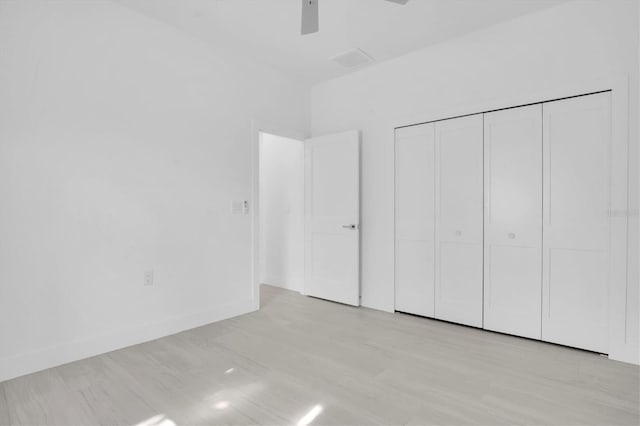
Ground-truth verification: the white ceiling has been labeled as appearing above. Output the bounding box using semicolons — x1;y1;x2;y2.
113;0;566;84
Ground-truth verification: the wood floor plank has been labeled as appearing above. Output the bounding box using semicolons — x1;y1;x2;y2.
0;382;11;425
55;356;158;425
3;368;97;425
1;284;638;425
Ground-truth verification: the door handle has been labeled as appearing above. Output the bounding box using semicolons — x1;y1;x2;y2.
342;224;359;230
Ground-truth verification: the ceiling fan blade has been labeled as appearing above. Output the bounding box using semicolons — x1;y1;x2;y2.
385;0;409;4
301;0;319;35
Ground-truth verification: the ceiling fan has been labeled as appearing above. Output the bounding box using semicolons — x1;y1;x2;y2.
301;0;409;35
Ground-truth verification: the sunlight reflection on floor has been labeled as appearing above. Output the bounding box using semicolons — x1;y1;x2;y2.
214;400;230;410
296;404;323;426
135;414;176;426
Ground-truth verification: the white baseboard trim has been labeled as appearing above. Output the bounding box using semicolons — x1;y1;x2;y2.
261;276;302;293
608;342;640;365
261;273;283;287
263;281;299;292
0;298;257;383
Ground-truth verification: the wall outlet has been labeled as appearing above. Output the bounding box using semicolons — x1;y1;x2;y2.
144;270;154;286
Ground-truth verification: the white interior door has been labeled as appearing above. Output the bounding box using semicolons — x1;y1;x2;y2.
434;114;484;327
542;93;611;353
395;123;436;317
483;105;542;339
304;130;360;306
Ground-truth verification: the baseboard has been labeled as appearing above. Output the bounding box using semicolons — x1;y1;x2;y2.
608;342;640;365
0;298;257;383
261;276;302;293
261;273;283;287
263;282;302;292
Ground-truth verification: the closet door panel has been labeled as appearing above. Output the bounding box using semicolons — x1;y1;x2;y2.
396;240;434;316
395;124;435;317
542;92;611;353
483;105;542;339
487;245;540;328
434;114;483;327
439;242;483;310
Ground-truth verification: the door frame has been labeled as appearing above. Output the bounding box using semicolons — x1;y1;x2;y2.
390;74;634;364
251;120;307;310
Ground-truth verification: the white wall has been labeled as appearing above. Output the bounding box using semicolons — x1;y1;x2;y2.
312;0;639;363
259;133;304;292
0;0;309;381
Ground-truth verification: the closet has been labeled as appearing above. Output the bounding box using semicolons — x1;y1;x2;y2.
394;91;613;353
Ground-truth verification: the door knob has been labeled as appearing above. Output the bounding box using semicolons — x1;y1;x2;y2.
342;224;359;230
508;232;516;239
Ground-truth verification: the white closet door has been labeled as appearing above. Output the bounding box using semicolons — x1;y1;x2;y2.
542;93;611;353
395;124;435;317
435;114;483;327
483;105;542;339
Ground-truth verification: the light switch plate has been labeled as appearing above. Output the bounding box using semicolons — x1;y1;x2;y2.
231;201;243;214
231;200;249;214
144;270;154;286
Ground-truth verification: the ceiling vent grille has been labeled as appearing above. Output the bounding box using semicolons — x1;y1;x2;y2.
330;48;375;68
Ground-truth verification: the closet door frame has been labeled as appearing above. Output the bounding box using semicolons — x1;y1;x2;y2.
391;75;632;364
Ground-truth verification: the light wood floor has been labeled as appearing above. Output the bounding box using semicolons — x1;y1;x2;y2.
1;285;639;426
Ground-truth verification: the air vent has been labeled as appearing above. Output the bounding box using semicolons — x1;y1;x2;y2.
330;48;375;68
